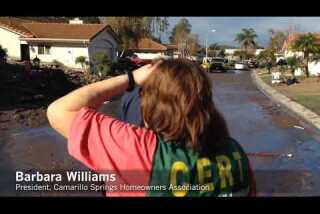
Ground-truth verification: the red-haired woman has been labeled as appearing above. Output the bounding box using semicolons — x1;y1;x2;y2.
47;59;256;197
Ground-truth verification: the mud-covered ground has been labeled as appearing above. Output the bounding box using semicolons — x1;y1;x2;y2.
0;63;108;130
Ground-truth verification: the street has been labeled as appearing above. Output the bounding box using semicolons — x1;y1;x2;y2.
210;69;320;196
0;69;320;196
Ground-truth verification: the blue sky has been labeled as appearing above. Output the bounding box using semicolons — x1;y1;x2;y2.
164;17;320;47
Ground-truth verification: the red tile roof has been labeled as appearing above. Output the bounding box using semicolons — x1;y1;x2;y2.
128;38;171;51
0;17;34;37
21;23;108;40
0;17;119;42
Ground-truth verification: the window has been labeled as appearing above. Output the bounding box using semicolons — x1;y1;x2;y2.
38;45;51;55
38;45;44;55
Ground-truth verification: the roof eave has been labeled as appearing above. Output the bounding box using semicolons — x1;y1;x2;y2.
20;37;90;43
0;25;33;37
129;48;168;52
89;25;120;44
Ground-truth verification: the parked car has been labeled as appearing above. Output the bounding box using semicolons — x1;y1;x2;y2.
210;62;226;72
235;62;248;70
212;57;227;64
277;59;287;66
209;57;227;72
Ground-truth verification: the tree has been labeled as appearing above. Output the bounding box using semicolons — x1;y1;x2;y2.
218;49;226;58
268;29;286;53
80;17;100;24
169;18;200;57
197;47;206;57
103;17;169;55
235;28;258;52
208;43;220;57
290;33;320;77
209;43;220;50
169;18;191;43
75;56;87;72
186;34;201;56
152;17;169;42
256;49;276;74
208;43;226;58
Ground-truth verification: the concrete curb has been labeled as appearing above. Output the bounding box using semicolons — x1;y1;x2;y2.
251;70;320;131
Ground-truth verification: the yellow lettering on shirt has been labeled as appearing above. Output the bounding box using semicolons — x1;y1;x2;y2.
170;161;189;197
197;158;214;193
216;155;234;189
232;152;243;182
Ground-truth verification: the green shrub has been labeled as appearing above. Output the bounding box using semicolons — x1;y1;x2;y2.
92;52;112;76
256;49;276;73
75;56;87;69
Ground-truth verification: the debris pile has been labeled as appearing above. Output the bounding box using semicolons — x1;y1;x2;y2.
0;63;107;130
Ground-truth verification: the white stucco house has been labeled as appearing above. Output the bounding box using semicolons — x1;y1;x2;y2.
282;33;320;76
0;17;120;69
225;48;264;61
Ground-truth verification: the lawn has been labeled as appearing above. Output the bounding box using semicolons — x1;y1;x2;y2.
292;95;320;115
260;74;272;85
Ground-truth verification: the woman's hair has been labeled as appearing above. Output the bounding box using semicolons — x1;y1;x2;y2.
140;59;230;154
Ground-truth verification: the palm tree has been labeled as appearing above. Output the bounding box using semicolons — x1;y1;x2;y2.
75;56;87;72
290;33;320;77
235;28;258;52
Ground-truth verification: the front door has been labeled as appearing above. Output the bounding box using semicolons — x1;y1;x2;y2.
20;44;30;61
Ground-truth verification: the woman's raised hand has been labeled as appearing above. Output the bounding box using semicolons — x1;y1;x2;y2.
133;60;163;86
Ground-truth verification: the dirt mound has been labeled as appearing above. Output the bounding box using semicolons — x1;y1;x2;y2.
0;63;106;130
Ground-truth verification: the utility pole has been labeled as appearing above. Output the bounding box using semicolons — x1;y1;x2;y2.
205;29;216;59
